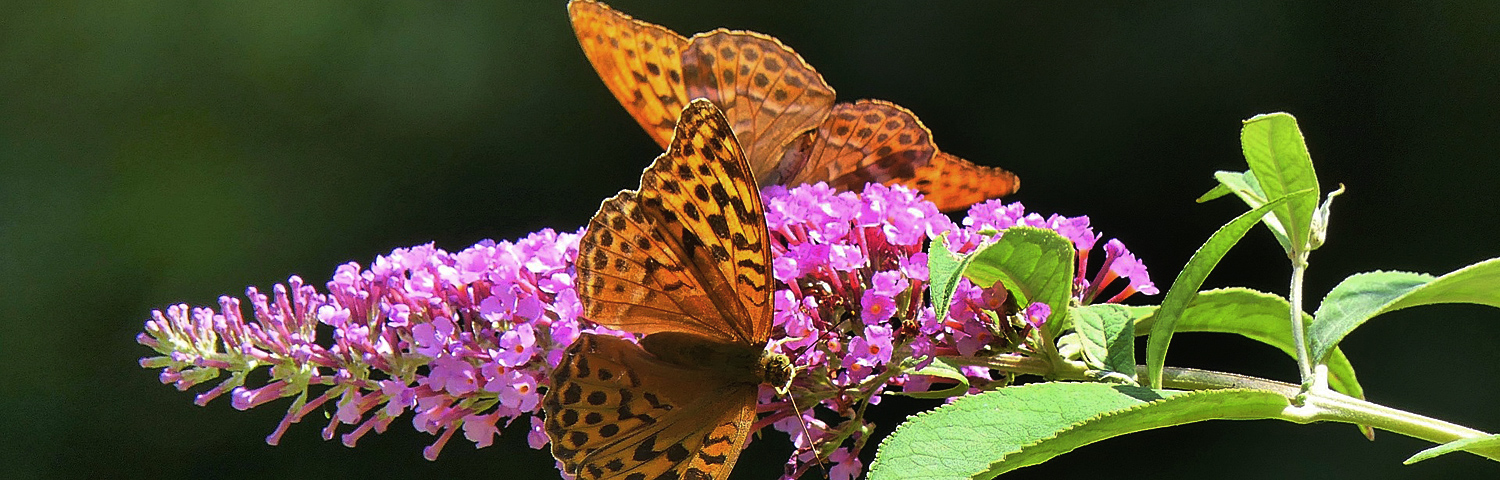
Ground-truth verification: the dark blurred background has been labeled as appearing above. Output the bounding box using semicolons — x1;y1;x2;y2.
3;1;1498;478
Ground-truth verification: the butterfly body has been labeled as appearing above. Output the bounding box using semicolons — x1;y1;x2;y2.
638;331;787;387
544;100;791;480
568;0;1019;211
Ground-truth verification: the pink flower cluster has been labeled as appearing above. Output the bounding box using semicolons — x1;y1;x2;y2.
140;230;605;459
754;184;1152;478
953;199;1158;303
138;183;1155;479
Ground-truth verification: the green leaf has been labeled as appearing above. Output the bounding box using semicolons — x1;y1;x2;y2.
1072;304;1138;376
868;383;1290;479
1405;435;1500;465
1206;170;1293;252
961;227;1076;338
1310;258;1500;363
928;235;967;324
1146;189;1314;388
1195;179;1235;203
890;357;971;400
1134;288;1364;399
1240;113;1320;254
1208;170;1264;201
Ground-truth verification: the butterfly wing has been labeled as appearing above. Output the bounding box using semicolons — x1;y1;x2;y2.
546;333;758;480
568;0;691;149
570;0;1018;213
576;99;774;345
782;100;936;189
682;30;836;186
905;151;1020;212
785;100;1020;212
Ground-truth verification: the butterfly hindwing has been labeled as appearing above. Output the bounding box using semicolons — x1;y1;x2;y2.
575;99;773;345
568;0;691;149
545;333;758;480
784;100;937;190
786;99;1021;210
905;150;1021;212
682;30;836;186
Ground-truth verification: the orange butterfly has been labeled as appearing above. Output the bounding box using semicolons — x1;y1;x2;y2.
567;0;1019;212
544;100;793;480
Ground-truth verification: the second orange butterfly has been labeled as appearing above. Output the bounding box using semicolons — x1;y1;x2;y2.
567;0;1019;212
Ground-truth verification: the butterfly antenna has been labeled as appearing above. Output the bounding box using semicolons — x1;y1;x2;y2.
768;335;829;477
784;386;829;478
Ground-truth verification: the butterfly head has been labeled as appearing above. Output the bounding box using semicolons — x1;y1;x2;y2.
758;350;794;396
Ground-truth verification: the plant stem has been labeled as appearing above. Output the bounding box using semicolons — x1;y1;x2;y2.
1293;387;1500;461
952;355;1496;459
1288;253;1314;384
1133;365;1500;461
941;353;1053;377
1147;366;1300;396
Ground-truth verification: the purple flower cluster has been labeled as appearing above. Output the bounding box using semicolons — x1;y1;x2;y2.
752;185;1154;478
757;183;949;478
138;182;1155;479
952;199;1158;303
139;229;609;460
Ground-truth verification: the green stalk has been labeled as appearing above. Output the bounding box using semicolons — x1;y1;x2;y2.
1288;252;1314;385
1145;365;1500;461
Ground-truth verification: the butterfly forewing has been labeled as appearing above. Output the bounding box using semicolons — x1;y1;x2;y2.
644;100;775;344
546;334;758;480
568;0;691;149
681;30;836;186
576;98;773;346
